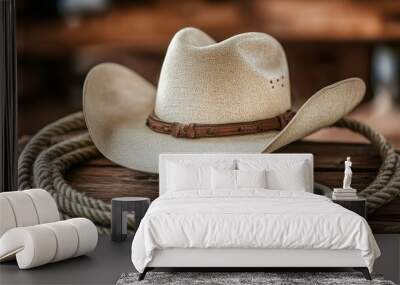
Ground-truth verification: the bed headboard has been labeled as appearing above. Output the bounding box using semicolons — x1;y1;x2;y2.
159;153;314;195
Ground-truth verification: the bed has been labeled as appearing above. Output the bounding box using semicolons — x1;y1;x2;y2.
131;153;380;280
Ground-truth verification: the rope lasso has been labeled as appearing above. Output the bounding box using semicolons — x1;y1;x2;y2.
333;118;400;213
18;112;133;233
18;112;400;233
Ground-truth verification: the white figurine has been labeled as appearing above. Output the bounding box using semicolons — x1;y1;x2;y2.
343;157;352;189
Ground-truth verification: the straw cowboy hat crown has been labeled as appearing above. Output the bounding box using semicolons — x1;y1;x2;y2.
83;27;365;173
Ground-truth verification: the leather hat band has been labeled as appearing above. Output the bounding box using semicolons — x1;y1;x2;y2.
146;110;296;139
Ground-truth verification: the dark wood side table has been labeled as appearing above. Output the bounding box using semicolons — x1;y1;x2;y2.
332;197;367;219
111;197;150;242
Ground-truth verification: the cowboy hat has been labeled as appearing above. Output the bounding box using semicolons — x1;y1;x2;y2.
83;27;365;173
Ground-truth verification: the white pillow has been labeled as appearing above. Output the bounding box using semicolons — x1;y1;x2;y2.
211;168;236;190
167;163;210;191
236;169;267;189
167;160;235;191
267;165;307;191
211;169;267;190
238;159;308;191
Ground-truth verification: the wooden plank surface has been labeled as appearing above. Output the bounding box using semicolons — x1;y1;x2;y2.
6;136;386;233
62;140;400;233
65;141;380;201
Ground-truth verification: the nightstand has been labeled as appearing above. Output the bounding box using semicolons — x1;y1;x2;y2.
332;197;367;219
111;197;150;242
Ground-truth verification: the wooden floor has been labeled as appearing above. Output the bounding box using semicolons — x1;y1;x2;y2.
0;235;133;285
1;234;398;284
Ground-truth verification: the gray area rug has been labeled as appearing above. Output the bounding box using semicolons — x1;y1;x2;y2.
116;272;395;285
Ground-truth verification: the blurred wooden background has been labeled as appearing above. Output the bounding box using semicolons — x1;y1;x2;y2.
16;0;400;234
17;0;400;146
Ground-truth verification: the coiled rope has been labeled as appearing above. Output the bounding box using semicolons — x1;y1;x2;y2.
18;112;400;233
334;119;400;212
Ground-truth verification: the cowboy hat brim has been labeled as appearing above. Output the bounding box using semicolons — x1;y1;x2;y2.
83;63;365;173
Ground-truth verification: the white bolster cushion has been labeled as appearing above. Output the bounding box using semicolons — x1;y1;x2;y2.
65;218;98;257
42;222;79;262
0;218;98;269
0;191;39;228
0;196;17;237
24;189;60;224
0;189;60;238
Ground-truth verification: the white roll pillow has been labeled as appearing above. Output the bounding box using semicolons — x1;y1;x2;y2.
0;189;60;237
0;218;98;269
0;190;98;269
24;189;60;223
0;196;17;237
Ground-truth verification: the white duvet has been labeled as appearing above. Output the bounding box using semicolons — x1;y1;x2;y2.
131;190;380;273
